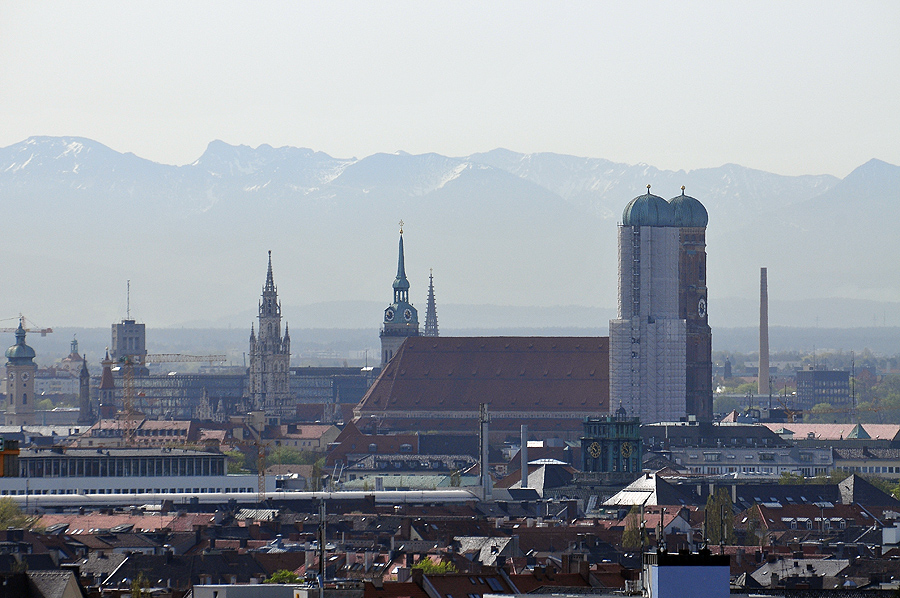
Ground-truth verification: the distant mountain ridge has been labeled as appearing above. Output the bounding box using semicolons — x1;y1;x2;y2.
0;136;896;333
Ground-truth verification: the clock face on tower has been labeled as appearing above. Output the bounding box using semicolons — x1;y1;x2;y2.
404;308;412;321
698;297;707;318
8;373;14;381
588;442;601;458
385;308;395;322
21;373;29;382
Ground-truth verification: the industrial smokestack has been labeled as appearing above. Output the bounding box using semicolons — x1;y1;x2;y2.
520;425;528;489
759;268;770;396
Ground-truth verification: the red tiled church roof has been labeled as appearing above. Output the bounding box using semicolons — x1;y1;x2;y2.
354;337;609;433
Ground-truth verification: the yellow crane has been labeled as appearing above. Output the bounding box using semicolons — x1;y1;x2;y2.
116;353;228;445
0;315;52;336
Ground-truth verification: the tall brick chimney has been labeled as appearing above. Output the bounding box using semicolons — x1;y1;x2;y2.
759;268;770;397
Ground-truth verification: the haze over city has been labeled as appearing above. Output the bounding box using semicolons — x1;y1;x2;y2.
1;2;898;343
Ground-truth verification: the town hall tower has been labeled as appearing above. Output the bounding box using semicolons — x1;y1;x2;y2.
249;251;291;416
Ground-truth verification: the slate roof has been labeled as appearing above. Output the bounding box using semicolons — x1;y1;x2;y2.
750;558;849;586
26;570;81;598
833;447;900;460
354;337;609;433
838;474;900;507
105;552;268;590
77;551;128;580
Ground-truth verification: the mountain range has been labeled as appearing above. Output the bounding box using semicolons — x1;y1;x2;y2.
1;136;897;336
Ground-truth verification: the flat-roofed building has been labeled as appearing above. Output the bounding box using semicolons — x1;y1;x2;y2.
0;447;262;497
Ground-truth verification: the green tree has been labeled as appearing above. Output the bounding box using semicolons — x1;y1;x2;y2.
412;559;458;574
225;449;249;474
0;497;37;530
310;457;325;491
265;569;302;584
778;471;803;485
805;402;839;423
621;505;645;550
704;488;735;545
744;505;765;547
269;446;319;465
131;572;150;597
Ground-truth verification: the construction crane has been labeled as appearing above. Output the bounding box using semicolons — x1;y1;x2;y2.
0;315;53;336
114;353;228;445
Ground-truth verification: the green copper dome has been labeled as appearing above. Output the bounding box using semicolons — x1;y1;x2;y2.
622;187;675;227
5;322;36;363
670;188;708;227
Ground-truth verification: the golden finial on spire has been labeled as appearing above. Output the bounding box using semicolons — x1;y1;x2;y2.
399;220;404;234
646;184;651;193
681;185;686;194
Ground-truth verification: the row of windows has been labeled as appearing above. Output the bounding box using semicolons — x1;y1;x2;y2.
0;486;254;496
19;456;225;478
839;465;900;475
788;519;846;530
690;466;828;476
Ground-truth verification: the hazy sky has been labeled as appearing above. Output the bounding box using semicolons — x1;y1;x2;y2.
2;1;898;178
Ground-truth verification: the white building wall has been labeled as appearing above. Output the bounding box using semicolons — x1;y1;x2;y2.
610;225;685;424
0;474;268;496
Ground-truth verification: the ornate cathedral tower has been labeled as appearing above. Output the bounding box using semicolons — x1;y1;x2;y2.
671;187;713;421
5;319;37;426
249;251;291;416
609;187;686;424
423;269;439;337
77;355;95;425
381;224;419;365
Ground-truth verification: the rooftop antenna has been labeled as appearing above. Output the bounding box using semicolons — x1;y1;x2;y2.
126;280;131;320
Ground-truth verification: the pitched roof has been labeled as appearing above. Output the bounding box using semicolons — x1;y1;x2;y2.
750;558;849;586
26;570;82;598
762;422;900;441
838;473;900;507
604;473;698;507
355;337;609;433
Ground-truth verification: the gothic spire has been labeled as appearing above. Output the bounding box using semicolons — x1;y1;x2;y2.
424;269;439;337
393;224;410;304
264;250;276;293
80;354;89;379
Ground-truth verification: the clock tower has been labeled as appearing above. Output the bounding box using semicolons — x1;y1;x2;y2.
380;223;419;366
249;251;292;418
671;187;713;422
5;319;37;426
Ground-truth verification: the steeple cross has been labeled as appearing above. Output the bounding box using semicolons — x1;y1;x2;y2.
399;220;404;234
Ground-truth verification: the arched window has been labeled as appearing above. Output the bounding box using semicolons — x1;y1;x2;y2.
22;393;27;404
